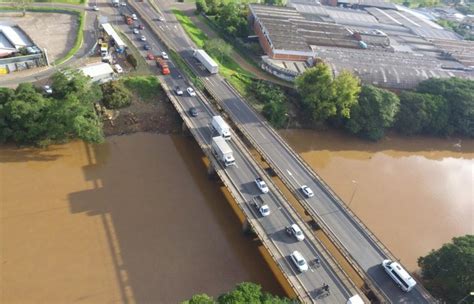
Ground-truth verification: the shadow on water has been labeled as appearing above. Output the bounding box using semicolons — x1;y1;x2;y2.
67;133;284;303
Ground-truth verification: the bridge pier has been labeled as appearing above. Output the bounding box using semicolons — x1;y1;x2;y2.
242;219;254;235
181;121;190;136
207;163;217;180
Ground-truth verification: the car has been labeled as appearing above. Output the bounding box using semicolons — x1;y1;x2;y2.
120;2;126;6
43;85;52;94
186;87;196;96
93;5;99;11
158;16;165;21
114;64;123;73
146;53;155;60
138;24;144;30
290;250;309;272
286;224;305;241
175;86;183;96
131;13;137;20
301;185;314;198
143;44;151;50
140;35;146;41
133;28;139;35
252;195;270;217
161;51;168;60
189;107;198;117
255;177;269;193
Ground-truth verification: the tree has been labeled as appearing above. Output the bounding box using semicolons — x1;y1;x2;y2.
204;0;221;15
295;63;335;124
345;85;400;141
215;2;249;38
217;282;262;303
417;78;474;137
195;0;208;14
101;81;132;109
264;0;285;6
0;72;103;146
418;235;474;303
396;91;449;136
332;70;361;120
182;294;214;304
262;99;288;129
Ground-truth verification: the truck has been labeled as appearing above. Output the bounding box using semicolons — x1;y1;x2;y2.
100;42;108;57
112;0;119;7
252;195;270;217
156;58;170;75
211;136;235;167
211;115;231;140
193;49;218;74
124;14;133;25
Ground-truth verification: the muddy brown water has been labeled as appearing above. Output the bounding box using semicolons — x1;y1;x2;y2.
0;133;283;303
280;129;474;271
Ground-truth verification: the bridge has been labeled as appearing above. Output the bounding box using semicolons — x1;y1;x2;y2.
111;0;434;302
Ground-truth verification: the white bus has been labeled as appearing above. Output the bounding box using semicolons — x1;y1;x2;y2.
382;259;417;292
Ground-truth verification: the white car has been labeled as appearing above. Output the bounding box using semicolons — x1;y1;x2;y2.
186;87;196;96
286;223;305;241
131;13;137;20
133;28;139;35
161;51;168;60
158;16;165;21
92;5;99;11
140;35;146;41
290;250;308;272
120;2;127;6
301;185;314;198
114;64;123;73
175;86;183;96
43;85;52;94
255;177;269;194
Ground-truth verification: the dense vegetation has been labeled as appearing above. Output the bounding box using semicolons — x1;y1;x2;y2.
196;0;249;39
101;81;132;109
294;64;474;140
418;235;474;304
250;80;288;128
182;282;294;304
0;71;103;146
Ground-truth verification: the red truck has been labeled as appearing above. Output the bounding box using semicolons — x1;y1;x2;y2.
156;58;170;75
124;15;133;25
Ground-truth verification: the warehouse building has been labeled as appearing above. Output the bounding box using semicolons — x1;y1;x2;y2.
249;4;474;89
79;62;115;83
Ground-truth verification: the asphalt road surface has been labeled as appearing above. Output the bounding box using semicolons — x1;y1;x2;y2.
132;1;433;303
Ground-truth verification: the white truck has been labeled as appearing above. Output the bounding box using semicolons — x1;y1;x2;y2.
193;49;218;74
112;0;120;7
211;136;235;167
211;115;231;140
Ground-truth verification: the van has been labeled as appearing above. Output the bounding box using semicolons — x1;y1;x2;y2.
114;64;123;73
382;259;416;292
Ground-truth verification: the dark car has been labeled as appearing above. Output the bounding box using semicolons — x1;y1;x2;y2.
138;24;145;30
189;107;198;117
143;44;151;50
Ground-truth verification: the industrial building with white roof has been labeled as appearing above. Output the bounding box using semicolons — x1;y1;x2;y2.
249;2;474;89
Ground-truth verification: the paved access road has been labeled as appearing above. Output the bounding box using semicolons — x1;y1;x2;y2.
115;2;364;303
138;1;433;303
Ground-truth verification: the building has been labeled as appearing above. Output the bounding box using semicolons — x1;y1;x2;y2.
249;4;474;89
79;62;115;83
0;23;34;57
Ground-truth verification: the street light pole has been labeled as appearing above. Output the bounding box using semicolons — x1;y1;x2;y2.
348;180;358;206
457;292;474;304
285;113;291;130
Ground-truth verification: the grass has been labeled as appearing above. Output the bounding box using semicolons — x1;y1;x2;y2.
118;32;151;75
55;9;83;65
172;9;256;97
122;76;161;103
169;49;204;90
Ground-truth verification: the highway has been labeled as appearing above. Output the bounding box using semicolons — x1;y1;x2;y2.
106;1;365;303
130;1;434;303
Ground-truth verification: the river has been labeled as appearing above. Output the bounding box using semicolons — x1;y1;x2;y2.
280;129;474;271
0;133;283;303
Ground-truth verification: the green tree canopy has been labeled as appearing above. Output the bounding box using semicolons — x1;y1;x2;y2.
418;235;474;303
215;2;249;38
416;78;474;137
196;0;208;14
345;85;400;140
395;91;449;136
183;294;214;304
101;81;132;109
295;63;360;125
0;72;104;146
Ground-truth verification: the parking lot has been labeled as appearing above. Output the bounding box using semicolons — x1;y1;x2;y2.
0;12;78;62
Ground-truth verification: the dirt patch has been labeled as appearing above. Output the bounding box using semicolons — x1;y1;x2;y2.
102;94;181;136
0;12;77;62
